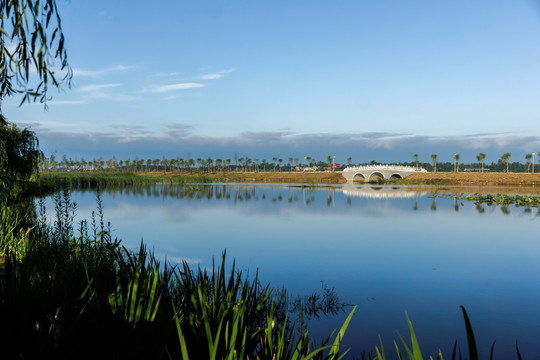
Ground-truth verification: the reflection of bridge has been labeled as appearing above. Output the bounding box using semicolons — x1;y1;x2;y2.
341;165;427;183
340;185;427;199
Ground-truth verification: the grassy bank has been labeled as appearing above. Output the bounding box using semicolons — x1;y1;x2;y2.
38;170;540;189
400;172;540;186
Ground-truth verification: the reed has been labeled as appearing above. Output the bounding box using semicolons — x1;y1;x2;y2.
0;191;353;359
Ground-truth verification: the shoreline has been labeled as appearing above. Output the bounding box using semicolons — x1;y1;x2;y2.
37;171;540;195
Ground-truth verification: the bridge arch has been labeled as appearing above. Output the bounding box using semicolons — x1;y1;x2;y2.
368;172;384;183
389;173;403;180
352;173;366;183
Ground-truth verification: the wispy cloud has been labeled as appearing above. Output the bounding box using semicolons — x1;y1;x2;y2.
200;68;236;80
73;65;136;78
78;83;122;93
146;83;204;93
200;73;222;80
76;83;138;102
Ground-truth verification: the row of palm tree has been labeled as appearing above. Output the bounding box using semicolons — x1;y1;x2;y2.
40;154;330;173
423;152;539;173
39;152;540;174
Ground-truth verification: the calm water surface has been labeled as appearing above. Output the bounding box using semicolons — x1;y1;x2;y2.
42;184;540;359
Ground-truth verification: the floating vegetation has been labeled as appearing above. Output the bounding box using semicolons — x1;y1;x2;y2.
444;193;540;208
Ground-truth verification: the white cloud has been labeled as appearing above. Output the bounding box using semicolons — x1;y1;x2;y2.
147;83;204;93
201;73;222;80
75;83;138;102
73;65;135;78
78;83;122;93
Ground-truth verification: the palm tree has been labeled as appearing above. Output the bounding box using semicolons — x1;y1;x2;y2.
327;155;332;171
525;154;533;173
288;157;293;171
477;153;486;172
238;157;244;172
347;157;352;167
262;159;267;172
413;154;419;170
431;154;437;172
254;158;259;172
454;153;460;172
500;153;511;173
272;157;277;172
278;159;283;172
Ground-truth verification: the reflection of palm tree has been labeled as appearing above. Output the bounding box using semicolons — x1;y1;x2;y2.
413;194;418;211
475;203;485;213
430;197;437;211
500;205;510;215
454;198;459;212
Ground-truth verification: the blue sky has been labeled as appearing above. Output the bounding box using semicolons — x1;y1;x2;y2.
4;0;540;164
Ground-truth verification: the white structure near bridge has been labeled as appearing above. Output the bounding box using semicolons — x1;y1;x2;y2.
341;165;427;183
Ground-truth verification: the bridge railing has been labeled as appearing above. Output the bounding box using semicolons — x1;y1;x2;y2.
343;165;426;172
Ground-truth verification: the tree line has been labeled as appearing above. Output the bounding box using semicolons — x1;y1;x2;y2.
38;152;540;173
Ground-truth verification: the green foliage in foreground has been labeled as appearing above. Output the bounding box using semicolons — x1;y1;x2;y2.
0;192;353;359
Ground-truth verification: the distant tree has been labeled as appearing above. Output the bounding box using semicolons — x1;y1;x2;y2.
525;154;533;173
501;153;511;173
413;154;419;170
238;157;244;172
477;153;486;172
288;157;293;169
431;154;437;172
327;155;332;171
262;159;267;172
454;153;460;172
272;157;277;172
50;153;57;172
278;158;283;172
347;157;352;167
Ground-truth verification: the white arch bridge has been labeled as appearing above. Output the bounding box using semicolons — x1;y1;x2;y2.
341;165;427;183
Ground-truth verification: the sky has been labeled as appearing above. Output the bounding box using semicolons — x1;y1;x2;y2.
4;0;540;165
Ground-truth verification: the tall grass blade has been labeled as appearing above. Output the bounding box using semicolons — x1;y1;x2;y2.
459;305;478;360
327;305;356;360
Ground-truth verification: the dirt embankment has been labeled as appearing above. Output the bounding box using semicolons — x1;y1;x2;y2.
401;172;540;186
143;171;348;184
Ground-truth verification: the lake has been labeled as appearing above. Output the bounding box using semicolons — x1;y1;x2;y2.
40;183;540;359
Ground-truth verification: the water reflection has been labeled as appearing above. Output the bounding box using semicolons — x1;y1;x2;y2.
79;183;540;217
42;183;540;359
